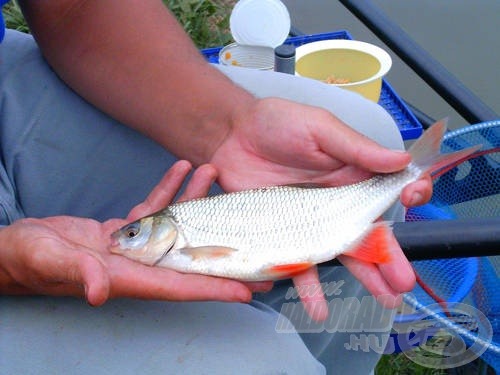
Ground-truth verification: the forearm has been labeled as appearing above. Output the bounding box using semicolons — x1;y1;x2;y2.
19;0;255;165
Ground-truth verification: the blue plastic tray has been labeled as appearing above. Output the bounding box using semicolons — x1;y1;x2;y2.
201;30;423;140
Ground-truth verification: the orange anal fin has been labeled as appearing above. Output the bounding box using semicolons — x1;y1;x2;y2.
265;262;314;278
344;223;392;264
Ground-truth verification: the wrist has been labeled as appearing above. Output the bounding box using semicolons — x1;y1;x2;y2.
0;224;30;294
200;87;257;165
173;65;257;165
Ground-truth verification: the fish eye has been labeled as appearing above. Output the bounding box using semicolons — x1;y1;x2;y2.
126;229;138;238
124;223;141;238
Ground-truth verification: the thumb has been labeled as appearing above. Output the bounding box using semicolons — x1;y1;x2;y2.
52;248;111;306
126;160;192;221
318;121;411;173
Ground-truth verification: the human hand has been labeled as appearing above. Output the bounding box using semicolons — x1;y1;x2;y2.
0;161;271;305
211;97;430;198
210;97;431;321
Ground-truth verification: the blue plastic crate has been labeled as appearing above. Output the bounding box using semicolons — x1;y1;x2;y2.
201;30;423;140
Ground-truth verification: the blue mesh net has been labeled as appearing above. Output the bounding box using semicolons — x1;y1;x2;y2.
401;120;499;371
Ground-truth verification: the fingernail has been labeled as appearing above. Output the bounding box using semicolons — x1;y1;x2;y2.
236;288;253;303
410;192;423;206
84;284;94;307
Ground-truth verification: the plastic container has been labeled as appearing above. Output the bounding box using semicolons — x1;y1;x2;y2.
295;39;392;102
202;30;423;140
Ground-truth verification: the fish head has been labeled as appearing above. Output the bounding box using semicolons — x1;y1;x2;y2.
109;214;178;266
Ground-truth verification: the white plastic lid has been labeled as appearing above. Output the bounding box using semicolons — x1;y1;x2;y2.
230;0;291;48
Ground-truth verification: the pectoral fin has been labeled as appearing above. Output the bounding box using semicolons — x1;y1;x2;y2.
179;246;237;260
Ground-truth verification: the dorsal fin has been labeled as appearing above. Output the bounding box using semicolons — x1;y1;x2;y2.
284;182;330;189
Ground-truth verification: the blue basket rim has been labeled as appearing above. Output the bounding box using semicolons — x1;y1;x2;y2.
444;119;500;141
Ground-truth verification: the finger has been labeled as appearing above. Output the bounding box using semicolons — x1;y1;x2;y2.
108;256;253;303
292;266;329;322
177;164;218;202
377;234;416;294
243;281;274;293
338;255;403;309
316;118;411;173
127;160;192;221
400;174;433;207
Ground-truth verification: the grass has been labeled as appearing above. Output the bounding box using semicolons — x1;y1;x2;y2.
376;351;447;375
375;331;454;375
2;0;235;48
163;0;234;48
2;1;28;33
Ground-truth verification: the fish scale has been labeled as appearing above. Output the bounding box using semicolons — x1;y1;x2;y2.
110;120;480;281
159;173;413;280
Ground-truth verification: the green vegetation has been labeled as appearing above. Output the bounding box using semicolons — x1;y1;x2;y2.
2;0;234;48
2;1;28;33
163;0;233;48
375;350;447;375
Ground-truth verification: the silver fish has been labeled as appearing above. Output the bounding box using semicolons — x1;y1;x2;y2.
109;120;478;281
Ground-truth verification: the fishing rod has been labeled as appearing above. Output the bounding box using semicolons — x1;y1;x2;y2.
321;216;500;266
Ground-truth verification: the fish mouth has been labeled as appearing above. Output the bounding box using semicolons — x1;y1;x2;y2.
109;231;123;253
